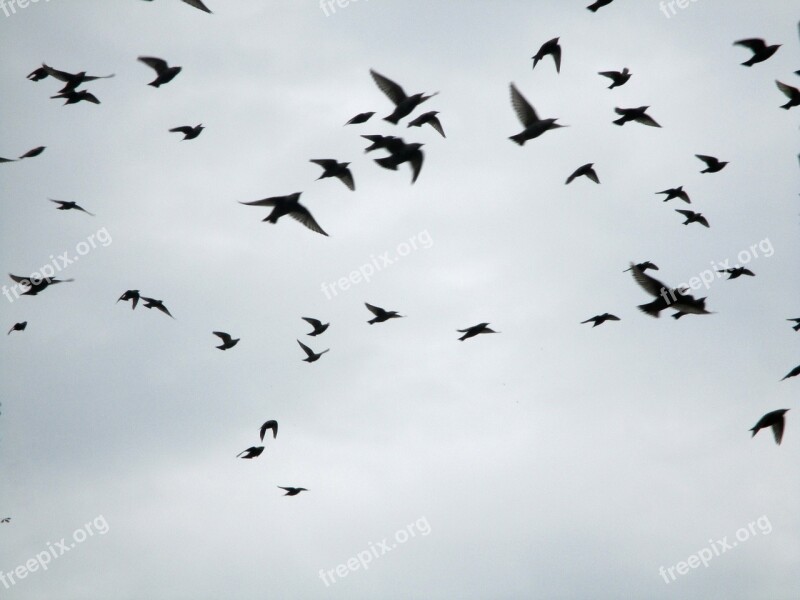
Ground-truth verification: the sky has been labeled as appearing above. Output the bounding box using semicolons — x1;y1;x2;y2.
0;1;798;598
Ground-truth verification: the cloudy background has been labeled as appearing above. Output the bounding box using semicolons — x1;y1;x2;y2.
1;1;798;598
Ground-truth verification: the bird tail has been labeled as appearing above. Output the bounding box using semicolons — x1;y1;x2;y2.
637;301;661;318
375;156;399;171
383;115;400;125
508;134;526;146
612;117;626;126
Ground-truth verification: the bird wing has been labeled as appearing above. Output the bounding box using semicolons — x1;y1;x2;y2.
239;197;279;207
676;190;690;203
510;83;539;127
734;38;766;52
75;204;95;216
288;205;328;236
772;418;785;445
83;92;101;104
606;314;621;321
170;126;193;134
310;159;337;170
370;69;408;105
629;263;670;298
181;0;212;12
409;149;424;184
42;64;75;82
297;339;314;357
364;302;384;316
19;146;45;158
598;70;618;79
302;317;322;329
83;73;115;81
695;154;715;165
156;304;174;318
675;209;694;218
551;43;562;73
427;115;446;137
776;80;799;98
212;331;232;343
260;420;278;441
138;56;169;73
8;273;31;284
696;215;710;228
634;114;661;127
337;169;356;191
48;198;67;207
585;167;600;183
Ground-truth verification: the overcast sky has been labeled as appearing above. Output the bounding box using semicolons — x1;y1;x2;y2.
1;1;799;599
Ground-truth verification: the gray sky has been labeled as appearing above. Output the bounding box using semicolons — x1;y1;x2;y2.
1;1;799;598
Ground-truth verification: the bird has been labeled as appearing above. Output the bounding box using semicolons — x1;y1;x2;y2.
776;81;800;110
38;63;115;93
628;263;712;318
138;56;182;87
581;313;620;327
787;318;800;332
531;37;562;73
51;90;100;105
27;66;49;81
781;365;800;381
457;323;498;341
140;297;174;318
734;38;781;66
278;486;307;496
239;193;328;236
656;187;690;203
373;137;425;184
8;273;74;296
598;68;631;89
0;518;9;524
169;124;204;140
7;322;27;335
613;106;661;127
695;154;728;173
19;146;46;159
49;199;94;216
750;409;789;445
140;0;212;13
565;163;599;184
508;83;566;145
370;69;438;124
237;446;264;459
302;317;329;336
718;267;755;279
212;331;239;350
297;339;329;362
675;209;709;228
310;159;355;191
345;111;375;125
117;290;140;309
587;0;614;11
407;111;446;137
365;302;403;324
259;420;278;442
623;261;659;273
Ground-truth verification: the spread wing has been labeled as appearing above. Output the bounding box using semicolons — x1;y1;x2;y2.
42;64;75;82
260;420;278;441
288;205;328;236
181;0;212;12
370;70;407;105
296;339;314;357
734;38;766;52
138;56;168;74
629;263;669;298
510;83;539;127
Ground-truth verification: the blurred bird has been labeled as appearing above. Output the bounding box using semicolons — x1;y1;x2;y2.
51;90;100;105
508;83;566;145
19;146;45;159
302;317;329;336
27;67;48;81
259;420;278;441
362;134;400;153
117;290;140;309
623;261;659;273
613;106;661;127
598;68;631;89
581;313;620;327
345;111;375;125
49;199;94;215
457;323;499;341
734;38;781;66
140;0;212;13
239;193;328;236
279;486;307;496
7;322;27;335
565;163;599;184
676;209;709;228
297;339;329;362
587;0;614;11
310;159;355;191
656;187;690;203
781;365;800;381
628;263;712;318
696;154;728;173
531;37;562;73
718;267;755;279
140;297;174;318
0;518;9;524
787;318;800;332
750;409;788;445
407;111;446;137
370;69;437;124
169;124;204;140
374;138;425;184
212;331;239;350
0;156;15;163
776;81;800;110
9;273;74;296
365;303;403;324
237;446;264;459
38;63;114;93
138;56;182;87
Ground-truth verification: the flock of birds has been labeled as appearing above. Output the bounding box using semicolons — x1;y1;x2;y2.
2;1;798;520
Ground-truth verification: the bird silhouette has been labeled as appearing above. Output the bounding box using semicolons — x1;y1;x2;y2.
278;486;307;496
345;111;375;125
508;83;566;145
7;322;27;335
49;199;94;215
628;263;712;318
117;290;140;309
302;317;329;336
0;518;10;524
781;365;800;381
38;63;115;92
297;339;329;362
718;267;755;279
457;323;498;341
750;409;788;445
310;159;355;191
370;69;437;124
656;187;690;203
598;68;631;89
565;163;599;184
373;138;425;184
19;146;46;159
239;193;328;236
138;56;182;87
613;106;661;127
365;303;403;324
169;124;204;140
695;154;728;173
361;134;400;153
734;38;781;66
776;81;800;110
675;209;709;228
237;446;264;459
587;0;614;12
212;331;239;350
581;313;620;327
259;420;278;442
140;297;174;318
407;111;446;137
51;90;100;105
531;37;562;73
9;273;74;296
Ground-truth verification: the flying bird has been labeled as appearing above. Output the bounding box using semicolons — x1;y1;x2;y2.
0;518;9;524
656;187;690;203
587;0;614;11
278;486;307;496
781;365;800;381
598;68;631;89
297;339;329;362
787;318;800;332
373;138;425;184
140;0;213;13
345;111;375;125
117;290;140;309
407;111;446;137
51;90;100;105
370;69;437;124
38;63;114;93
237;446;264;459
613;106;661;127
212;331;239;350
19;146;46;159
750;409;789;445
239;193;328;236
623;261;659;273
140;297;174;318
531;37;562;73
565;163;599;184
259;420;278;442
310;159;355;191
675;209;709;228
49;199;94;215
365;302;403;324
776;81;800;110
508;83;566;145
734;38;781;66
302;317;329;336
457;323;499;341
695;154;728;173
8;273;74;296
138;56;182;87
7;322;27;335
581;313;620;327
628;263;712;318
718;267;755;279
169;124;204;140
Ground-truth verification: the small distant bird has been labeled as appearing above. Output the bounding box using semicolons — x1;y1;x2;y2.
8;273;74;296
613;106;661;127
39;63;115;93
297;339;329;362
361;134;400;153
374;138;425;184
676;209;709;228
212;331;239;350
370;69;437;124
565;163;599;184
718;267;755;279
365;303;403;324
628;263;712;318
734;38;781;66
787;318;800;332
138;56;182;87
345;111;375;125
457;322;499;341
278;486;307;496
49;199;94;216
19;146;46;159
531;37;562;73
407;111;446;137
581;313;620;327
0;518;9;524
117;290;140;309
237;446;264;459
140;0;212;13
776;81;800;110
623;261;659;273
508;83;566;145
598;68;631;89
656;187;690;203
259;420;278;442
781;365;800;381
587;0;614;11
750;409;789;445
695;154;728;173
7;322;27;335
239;193;328;236
140;297;174;318
169;124;204;140
51;90;100;105
302;317;329;336
310;159;355;191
